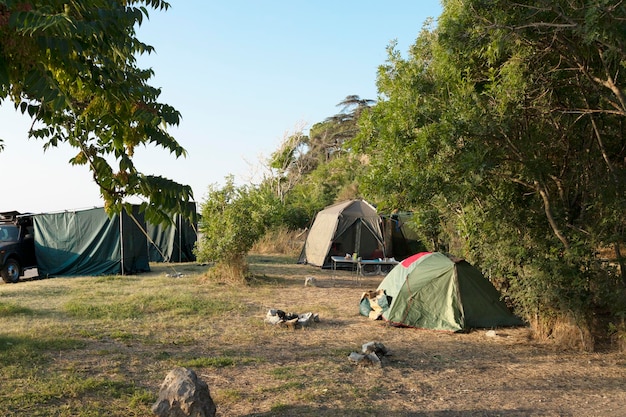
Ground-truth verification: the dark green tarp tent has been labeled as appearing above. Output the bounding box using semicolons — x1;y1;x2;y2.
368;252;523;332
33;207;150;276
381;212;425;260
298;200;384;268
147;212;197;262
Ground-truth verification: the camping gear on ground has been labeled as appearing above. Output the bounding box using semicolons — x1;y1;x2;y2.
298;200;384;268
366;251;523;332
359;289;390;320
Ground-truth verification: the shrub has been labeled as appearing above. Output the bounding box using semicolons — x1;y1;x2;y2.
195;177;265;279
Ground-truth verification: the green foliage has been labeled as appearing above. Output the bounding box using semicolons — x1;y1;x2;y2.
195;176;266;270
0;335;85;367
0;1;195;223
355;0;626;341
0;302;34;316
63;292;242;320
4;373;151;416
287;153;364;222
255;95;375;233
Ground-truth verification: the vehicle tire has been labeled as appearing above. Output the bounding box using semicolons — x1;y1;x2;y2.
1;259;21;283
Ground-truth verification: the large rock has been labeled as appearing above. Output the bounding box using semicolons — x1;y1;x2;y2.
152;367;216;417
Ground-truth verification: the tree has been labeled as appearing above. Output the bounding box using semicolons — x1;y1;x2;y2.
0;1;194;223
265;124;311;204
308;95;375;165
256;96;375;231
356;1;626;345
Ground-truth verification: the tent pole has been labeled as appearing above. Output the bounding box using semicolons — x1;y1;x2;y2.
355;221;362;258
119;211;125;275
178;213;182;262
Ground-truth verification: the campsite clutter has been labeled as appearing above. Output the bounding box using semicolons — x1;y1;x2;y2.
360;252;524;332
264;309;320;329
296;203;523;334
359;289;390;320
297;199;431;282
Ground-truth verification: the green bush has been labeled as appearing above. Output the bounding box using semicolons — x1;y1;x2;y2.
195;176;266;278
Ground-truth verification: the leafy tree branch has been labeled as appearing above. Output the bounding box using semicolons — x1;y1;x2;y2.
0;0;194;223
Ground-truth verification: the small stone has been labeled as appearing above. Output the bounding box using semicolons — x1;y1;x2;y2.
362;341;389;356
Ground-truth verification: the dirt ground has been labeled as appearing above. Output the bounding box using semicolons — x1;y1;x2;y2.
211;259;626;417
12;258;624;416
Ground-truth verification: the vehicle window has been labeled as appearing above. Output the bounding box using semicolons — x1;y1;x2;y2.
0;226;19;242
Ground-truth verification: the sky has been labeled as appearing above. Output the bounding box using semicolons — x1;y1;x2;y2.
0;1;442;214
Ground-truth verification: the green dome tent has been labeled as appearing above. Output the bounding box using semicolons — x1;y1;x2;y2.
373;252;523;332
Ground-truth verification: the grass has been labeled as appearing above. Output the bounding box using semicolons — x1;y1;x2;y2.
0;302;35;315
0;254;625;416
0;258;300;416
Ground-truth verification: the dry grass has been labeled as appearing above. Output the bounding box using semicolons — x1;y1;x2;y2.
1;254;625;416
251;227;304;257
527;314;596;352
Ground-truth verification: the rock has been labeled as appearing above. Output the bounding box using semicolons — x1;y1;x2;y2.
298;312;314;327
348;352;365;362
365;352;382;367
304;276;317;286
264;309;283;325
362;341;390;357
152;367;216;417
485;330;497;338
348;351;382;367
348;341;390;368
282;317;299;330
264;309;319;328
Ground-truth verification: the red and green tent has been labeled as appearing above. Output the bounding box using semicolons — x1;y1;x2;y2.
375;252;523;332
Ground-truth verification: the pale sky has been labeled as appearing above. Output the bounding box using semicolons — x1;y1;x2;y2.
0;1;442;214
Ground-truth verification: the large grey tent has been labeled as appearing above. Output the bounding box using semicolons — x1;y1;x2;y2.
33;207;150;276
298;200;384;268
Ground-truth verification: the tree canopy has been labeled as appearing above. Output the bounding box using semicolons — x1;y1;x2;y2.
354;0;626;339
0;0;194;223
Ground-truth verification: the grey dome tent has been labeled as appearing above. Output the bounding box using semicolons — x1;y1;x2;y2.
298;200;384;268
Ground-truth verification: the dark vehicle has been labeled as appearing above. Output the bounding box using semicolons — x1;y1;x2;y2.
0;212;37;283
